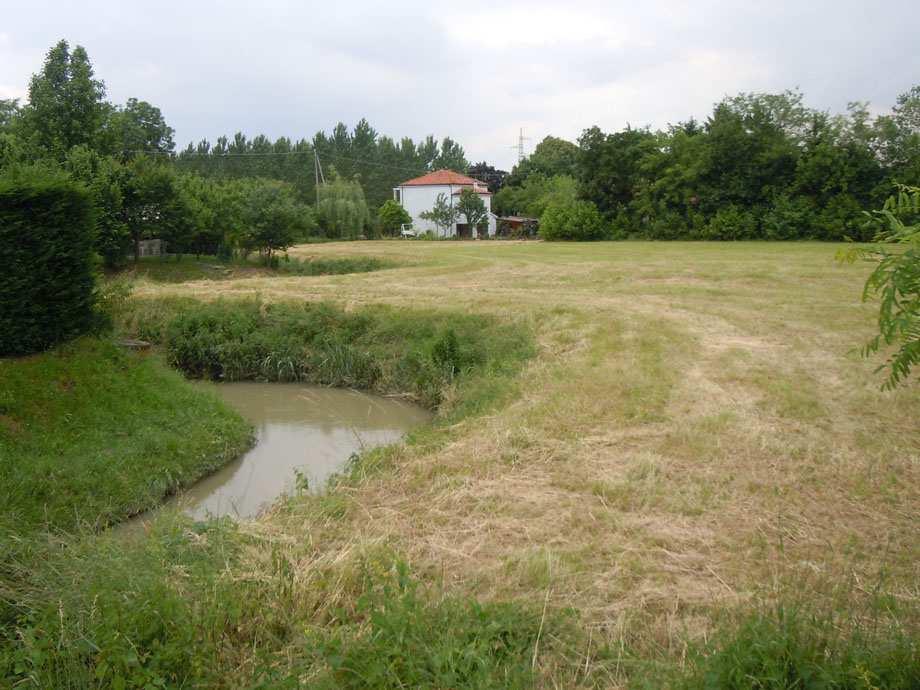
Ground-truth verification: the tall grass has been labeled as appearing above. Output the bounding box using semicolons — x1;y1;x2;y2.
276;254;394;276
1;516;559;688
122;297;534;409
677;603;919;690
120;254;394;283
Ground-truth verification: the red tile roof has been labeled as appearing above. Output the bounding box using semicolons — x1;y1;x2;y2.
399;169;484;186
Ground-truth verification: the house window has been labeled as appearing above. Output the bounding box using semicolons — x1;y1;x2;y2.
394;189;401;203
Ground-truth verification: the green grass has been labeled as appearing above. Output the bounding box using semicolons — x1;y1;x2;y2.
0;338;252;538
306;561;551;689
1;525;557;689
4;239;920;688
119;253;394;283
676;604;920;690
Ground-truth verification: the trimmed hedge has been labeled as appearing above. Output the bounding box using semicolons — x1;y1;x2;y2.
0;168;96;356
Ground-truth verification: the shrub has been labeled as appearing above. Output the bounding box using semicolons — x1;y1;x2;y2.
539;199;608;241
701;205;759;240
814;193;868;241
643;210;693;240
762;194;816;240
0;167;97;355
377;199;412;236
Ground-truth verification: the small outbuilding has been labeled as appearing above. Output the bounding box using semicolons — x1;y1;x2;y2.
497;216;539;238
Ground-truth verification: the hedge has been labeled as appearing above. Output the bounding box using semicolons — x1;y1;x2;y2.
0;168;96;356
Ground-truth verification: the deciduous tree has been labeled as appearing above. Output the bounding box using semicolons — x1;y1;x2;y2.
419;193;459;237
377;199;411;236
455;188;489;237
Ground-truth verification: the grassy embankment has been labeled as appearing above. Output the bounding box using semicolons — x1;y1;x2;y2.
1;268;537;687
0;338;252;538
2;241;919;688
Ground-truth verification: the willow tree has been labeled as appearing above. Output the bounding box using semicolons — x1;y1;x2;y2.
316;172;370;239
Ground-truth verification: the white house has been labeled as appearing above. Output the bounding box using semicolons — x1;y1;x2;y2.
393;169;497;238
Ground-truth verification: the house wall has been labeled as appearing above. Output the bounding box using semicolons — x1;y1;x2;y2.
395;184;495;237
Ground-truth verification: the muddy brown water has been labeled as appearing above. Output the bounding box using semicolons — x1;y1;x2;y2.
130;383;430;525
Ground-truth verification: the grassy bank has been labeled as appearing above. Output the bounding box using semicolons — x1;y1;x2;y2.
0;338;252;538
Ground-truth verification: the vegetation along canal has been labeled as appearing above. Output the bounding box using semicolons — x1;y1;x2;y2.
137;383;430;522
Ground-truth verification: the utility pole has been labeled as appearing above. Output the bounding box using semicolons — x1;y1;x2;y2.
509;128;530;164
313;150;326;202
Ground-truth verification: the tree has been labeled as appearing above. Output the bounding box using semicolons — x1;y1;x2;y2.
316;172;371;239
874;85;920;183
64;145;130;266
433;137;469;172
577;126;658;218
241;179;314;262
846;185;920;388
539;199;607;241
20;40;107;157
493;174;577;218
377;199;411;236
118;156;190;261
107;98;175;157
455;188;489;237
506;136;579;187
419;193;460;237
0;99;20;131
467;162;507;193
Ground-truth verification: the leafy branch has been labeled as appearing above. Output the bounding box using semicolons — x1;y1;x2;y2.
842;185;920;389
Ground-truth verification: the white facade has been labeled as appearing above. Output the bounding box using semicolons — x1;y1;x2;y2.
394;172;497;238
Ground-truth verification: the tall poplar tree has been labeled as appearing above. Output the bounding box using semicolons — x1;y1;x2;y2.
21;40;107;157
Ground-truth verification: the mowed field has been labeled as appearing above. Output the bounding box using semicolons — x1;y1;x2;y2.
136;241;920;670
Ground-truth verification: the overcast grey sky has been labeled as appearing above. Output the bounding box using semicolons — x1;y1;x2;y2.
2;0;918;170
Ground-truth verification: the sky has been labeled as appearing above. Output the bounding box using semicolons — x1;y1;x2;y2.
1;0;919;171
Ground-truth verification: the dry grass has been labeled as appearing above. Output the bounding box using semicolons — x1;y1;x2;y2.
138;240;920;680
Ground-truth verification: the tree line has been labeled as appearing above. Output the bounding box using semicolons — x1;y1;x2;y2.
174;123;469;210
493;89;920;241
0;39;472;265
